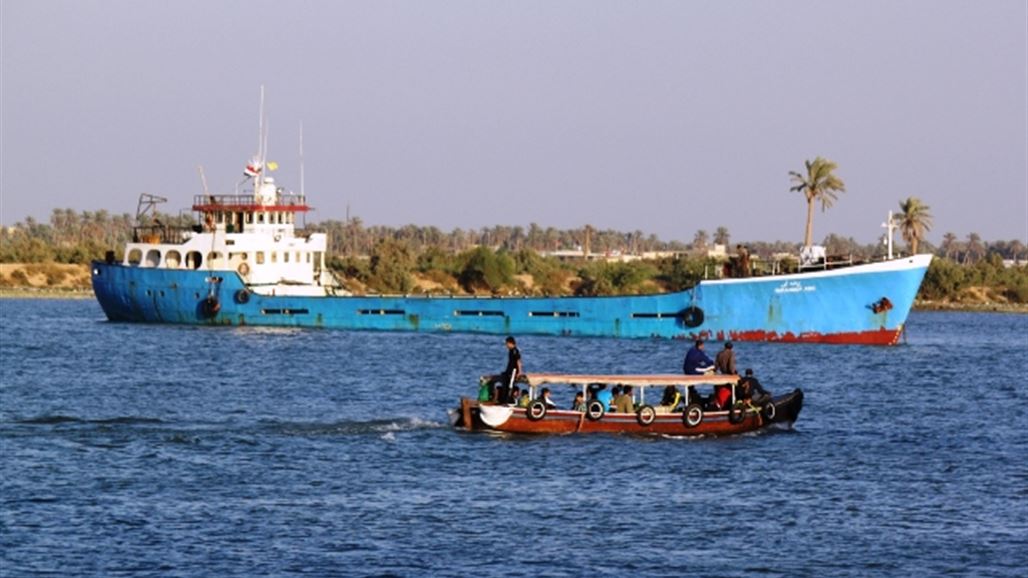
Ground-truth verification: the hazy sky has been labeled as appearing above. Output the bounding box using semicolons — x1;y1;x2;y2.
2;0;1026;245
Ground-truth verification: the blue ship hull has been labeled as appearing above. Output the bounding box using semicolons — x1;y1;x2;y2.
90;255;930;345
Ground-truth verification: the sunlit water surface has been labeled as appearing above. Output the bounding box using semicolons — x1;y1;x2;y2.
2;300;1026;577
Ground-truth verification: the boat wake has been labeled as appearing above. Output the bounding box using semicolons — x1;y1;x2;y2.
6;415;448;440
267;416;449;437
14;415;166;426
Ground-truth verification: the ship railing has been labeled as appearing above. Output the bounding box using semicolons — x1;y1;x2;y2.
192;194;308;209
704;254;861;279
132;225;194;245
798;255;856;271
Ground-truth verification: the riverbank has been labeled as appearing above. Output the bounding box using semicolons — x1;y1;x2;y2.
914;300;1028;314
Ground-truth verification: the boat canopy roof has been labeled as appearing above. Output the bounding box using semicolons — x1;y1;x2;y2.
524;373;739;388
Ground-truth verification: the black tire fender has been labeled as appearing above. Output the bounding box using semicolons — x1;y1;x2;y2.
763;403;777;421
636;405;656;426
728;402;746;424
234;289;250;304
585;400;605;421
527;400;547;421
683;404;704;428
680;306;704;328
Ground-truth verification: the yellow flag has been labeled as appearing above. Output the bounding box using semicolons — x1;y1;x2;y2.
267;161;279;171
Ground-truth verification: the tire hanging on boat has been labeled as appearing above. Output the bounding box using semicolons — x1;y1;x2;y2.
728;403;746;424
527;400;547;421
680;306;704;328
636;405;656;426
585;400;605;421
683;404;704;428
762;403;776;421
234;289;250;304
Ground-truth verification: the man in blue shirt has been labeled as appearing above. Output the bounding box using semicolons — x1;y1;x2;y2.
682;340;714;375
590;384;613;411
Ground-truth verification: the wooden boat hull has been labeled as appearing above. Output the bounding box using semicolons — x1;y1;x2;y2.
452;389;803;436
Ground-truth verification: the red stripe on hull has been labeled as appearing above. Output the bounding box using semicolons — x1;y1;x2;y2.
717;326;903;346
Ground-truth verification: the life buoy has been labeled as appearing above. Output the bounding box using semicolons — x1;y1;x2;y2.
201;295;221;317
636;405;656;426
763;403;777;420
234;289;250;304
683;404;704;428
526;400;547;421
728;403;746;424
237;262;250;277
585;400;605;421
681;306;704;328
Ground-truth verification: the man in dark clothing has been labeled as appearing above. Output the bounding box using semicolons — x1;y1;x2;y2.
495;336;523;403
714;342;737;375
682;340;714;375
739;368;771;406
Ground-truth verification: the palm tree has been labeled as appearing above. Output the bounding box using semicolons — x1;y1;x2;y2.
965;233;984;264
940;232;958;260
714;226;730;246
897;197;933;254
789;157;846;248
693;229;709;250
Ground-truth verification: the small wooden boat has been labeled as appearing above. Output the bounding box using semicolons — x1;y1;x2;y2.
450;373;803;436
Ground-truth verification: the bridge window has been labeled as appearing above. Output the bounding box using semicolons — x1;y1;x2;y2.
256;251;265;265
284;252;290;263
145;250;160;267
185;251;203;270
127;249;142;266
165;250;181;268
271;251;277;263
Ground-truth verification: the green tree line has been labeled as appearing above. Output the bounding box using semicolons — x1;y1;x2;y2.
1;207;1025;302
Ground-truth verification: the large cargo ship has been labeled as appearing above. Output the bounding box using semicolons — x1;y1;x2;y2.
91;113;930;345
91;181;930;345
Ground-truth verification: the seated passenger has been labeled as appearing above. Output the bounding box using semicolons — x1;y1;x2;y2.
710;384;733;410
739;368;772;406
517;390;532;408
685;385;709;409
660;385;681;411
540;387;558;409
682;340;715;375
614;385;635;414
571;392;587;412
592;385;613;411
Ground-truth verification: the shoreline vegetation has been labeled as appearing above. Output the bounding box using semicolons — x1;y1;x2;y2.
1;209;1025;311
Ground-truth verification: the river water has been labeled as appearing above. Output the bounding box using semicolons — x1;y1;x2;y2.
1;299;1026;577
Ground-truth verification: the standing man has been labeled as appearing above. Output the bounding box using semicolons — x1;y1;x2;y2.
682;340;714;375
736;245;751;277
495;336;523;404
714;342;737;375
